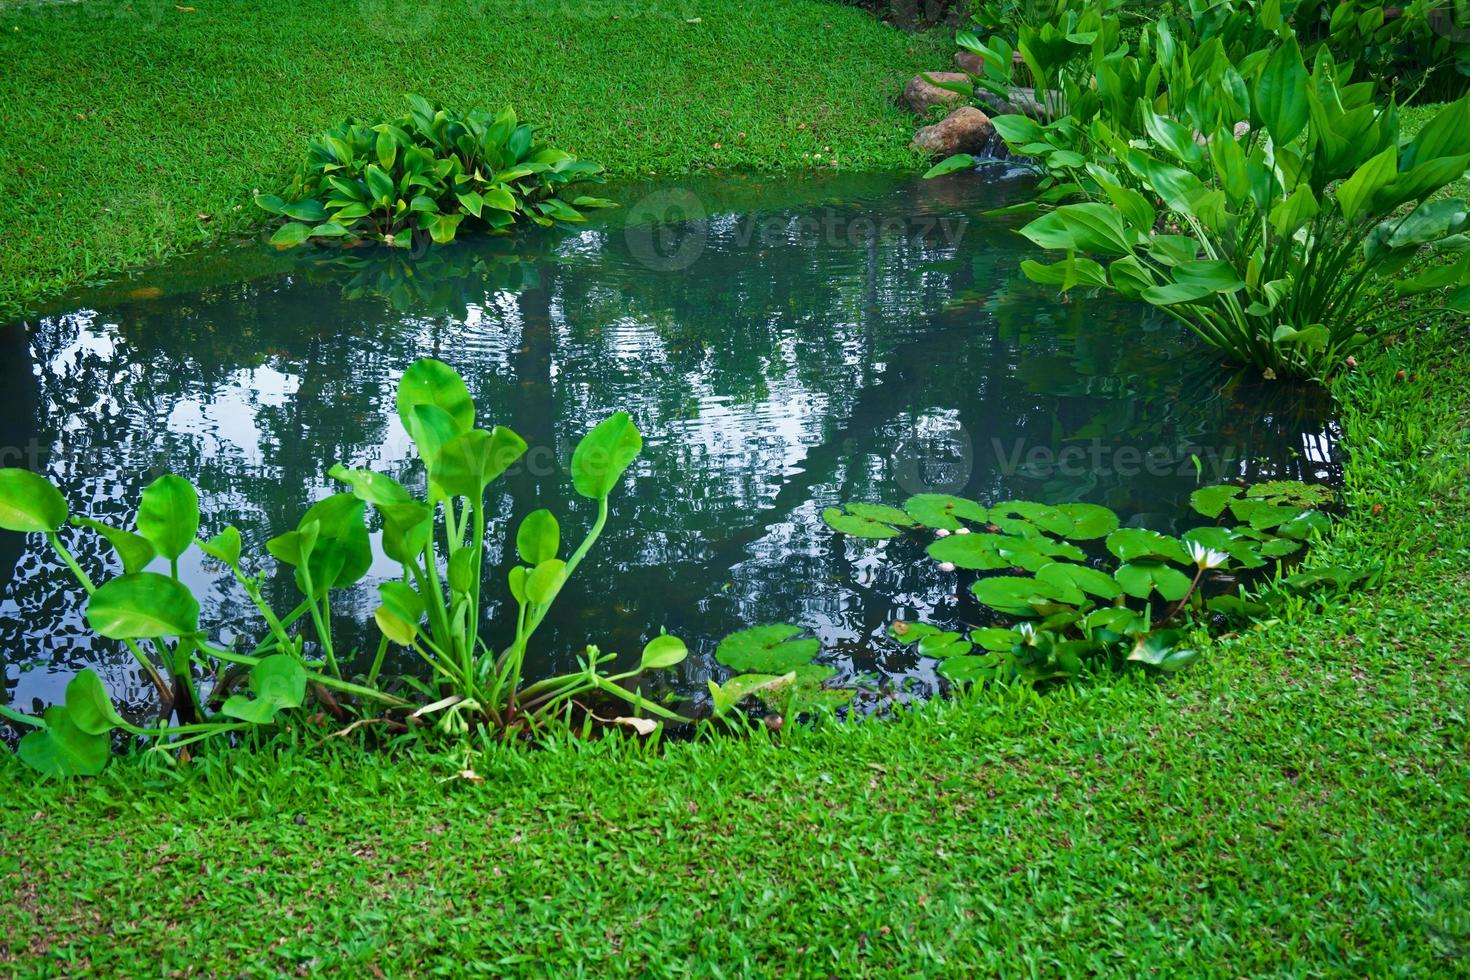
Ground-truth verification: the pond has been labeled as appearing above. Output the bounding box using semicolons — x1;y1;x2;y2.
0;169;1340;717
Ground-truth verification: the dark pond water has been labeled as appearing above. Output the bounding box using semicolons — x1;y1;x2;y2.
0;169;1340;716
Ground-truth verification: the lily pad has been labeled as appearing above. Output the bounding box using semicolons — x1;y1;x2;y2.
938;655;1000;685
1056;502;1119;539
1189;484;1243;518
715;624;820;672
904;494;987;530
1105;528;1191;564
1114;560;1193;601
990;500;1074;537
970;575;1072;616
926;533;1010;569
823;504;905;539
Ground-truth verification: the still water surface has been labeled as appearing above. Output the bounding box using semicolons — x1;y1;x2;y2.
0;171;1339;713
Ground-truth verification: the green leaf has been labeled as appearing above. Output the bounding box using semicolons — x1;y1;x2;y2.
1038;561;1121;599
708;672;795;718
375;606;418;646
1105;528;1190;564
64;669;128;735
640;634;688;671
221;655;308;725
970;627;1021;651
1254;37;1309;146
1336;145;1397;223
136;474;199;561
71;517;155;574
904;494;987;530
268;223;313;248
86;573;200;640
970;575;1070;616
1114;561;1193;601
1190;484;1244;518
433;427;528;498
397;359;476;438
198;526;243;566
923;154;978;178
525;558;567;606
715;624;819;672
18;706;110;777
516;509;560;565
937;655;997;685
1055;502;1118;539
571;412;642;500
1126;629;1198;671
0;468;67;533
927;533;1011;570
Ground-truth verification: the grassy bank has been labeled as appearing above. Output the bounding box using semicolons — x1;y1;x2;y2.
2;321;1467;975
0;0;944;316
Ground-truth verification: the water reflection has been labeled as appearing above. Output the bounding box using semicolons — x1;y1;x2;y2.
0;171;1339;714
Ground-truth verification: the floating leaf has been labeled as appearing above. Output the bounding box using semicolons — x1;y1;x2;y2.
0;469;68;533
1126;629;1199;672
990;500;1074;536
1037;561;1121;600
708;671;796;717
904;494;987;530
1114;561;1193;601
969;626;1021;651
938;655;998;685
1189;484;1244;519
970;575;1071;616
715;624;819;672
1245;480;1334;508
927;533;1010;569
1105;528;1191;564
1055;502;1118;538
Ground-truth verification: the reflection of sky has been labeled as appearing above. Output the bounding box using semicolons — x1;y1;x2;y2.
1;171;1341;716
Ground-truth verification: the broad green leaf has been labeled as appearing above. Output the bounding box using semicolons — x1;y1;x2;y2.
0;468;67;533
970;575;1070;616
904;494;987;530
64;669;128;736
198;526;243;566
1336;145;1397;223
1190;484;1244;518
136;474;199;561
525;558;567;606
1105;528;1190;564
708;672;795;718
221;655;308;725
1254;37;1309;145
715;624;819;672
375;606;418;646
71;517;155;574
1037;561;1121;600
640;634;688;671
1055;503;1118;539
571;412;642;500
268;222;313;248
937;655;996;685
18;706;110;777
433;427;527;498
927;533;1010;570
1126;629;1197;671
516;509;560;565
1114;561;1193;601
86;573;200;640
970;626;1021;651
397;359;475;436
923;154;979;178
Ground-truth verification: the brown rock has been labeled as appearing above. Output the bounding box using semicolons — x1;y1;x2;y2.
902;72;970;114
955;51;982;75
911;106;995;158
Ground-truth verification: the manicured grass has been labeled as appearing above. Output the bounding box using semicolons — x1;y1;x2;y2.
2;320;1467;976
0;0;946;317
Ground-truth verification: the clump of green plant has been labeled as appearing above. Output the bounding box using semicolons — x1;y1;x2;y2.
821;485;1367;686
255;95;614;249
0;359;690;777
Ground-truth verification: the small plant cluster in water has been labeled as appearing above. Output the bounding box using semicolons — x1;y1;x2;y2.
820;484;1366;686
255;95;613;250
0;360;795;778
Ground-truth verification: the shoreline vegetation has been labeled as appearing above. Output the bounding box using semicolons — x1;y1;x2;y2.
0;0;946;317
2;320;1466;973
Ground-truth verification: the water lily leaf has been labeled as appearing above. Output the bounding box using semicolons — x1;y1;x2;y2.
994;534;1086;571
1275;509;1330;541
927;534;1010;569
1106;528;1190;564
708;671;796;717
938;655;999;685
904;494;987;530
221;655;308;725
640;634;687;671
888;620;940;644
970;575;1071;616
572;412;642;500
1055;502;1118;538
823;505;902;539
1114;561;1193;601
64;669;128;735
1037;561;1120;600
0;468;68;533
86;573;200;640
137;474;200;560
1189;484;1243;518
1229;498;1304;531
715;624;819;672
1183;526;1265;568
991;500;1074;536
1207;594;1272;619
516;509;560;565
1082;607;1145;636
17;706;110;777
1127;629;1199;672
71;517;156;574
1245;480;1334;508
969;626;1021;651
755;664;849;711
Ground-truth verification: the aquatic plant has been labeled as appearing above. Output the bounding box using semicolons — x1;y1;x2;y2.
0;359;689;776
255;95;614;249
822;485;1370;686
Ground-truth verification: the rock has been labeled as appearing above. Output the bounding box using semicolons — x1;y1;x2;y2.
970;85;1055;120
902;72;970;114
954;51;982;75
911;106;995;158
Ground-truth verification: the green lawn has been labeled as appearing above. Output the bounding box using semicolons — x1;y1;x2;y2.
2;321;1467;975
0;0;945;317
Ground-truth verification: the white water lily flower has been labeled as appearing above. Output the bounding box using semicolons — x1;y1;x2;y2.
938;561;956;572
954;527;971;535
1186;540;1230;570
1018;623;1037;643
935;528;951;537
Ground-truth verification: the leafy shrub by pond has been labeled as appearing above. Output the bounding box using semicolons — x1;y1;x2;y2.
928;7;1470;378
255;95;614;250
821;485;1367;686
0;360;691;776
